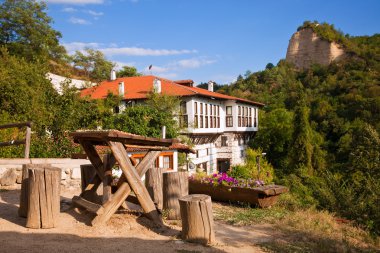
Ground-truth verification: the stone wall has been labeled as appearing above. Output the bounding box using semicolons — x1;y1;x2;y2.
286;28;347;69
0;158;91;188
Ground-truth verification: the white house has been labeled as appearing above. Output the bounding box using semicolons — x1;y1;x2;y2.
80;75;264;174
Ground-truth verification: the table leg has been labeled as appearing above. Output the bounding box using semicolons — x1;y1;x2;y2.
92;148;161;226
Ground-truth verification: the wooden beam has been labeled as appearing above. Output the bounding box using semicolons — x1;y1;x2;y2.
92;150;161;226
78;140;104;180
108;141;162;225
73;196;104;214
0;121;32;130
24;126;31;159
0;139;26;147
103;154;116;204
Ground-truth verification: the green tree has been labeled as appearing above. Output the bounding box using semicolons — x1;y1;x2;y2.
251;108;294;171
0;0;65;62
288;106;314;175
72;48;115;82
116;66;141;77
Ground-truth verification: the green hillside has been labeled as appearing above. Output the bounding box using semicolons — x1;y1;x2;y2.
218;24;380;234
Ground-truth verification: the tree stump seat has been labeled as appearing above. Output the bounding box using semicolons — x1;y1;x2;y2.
19;164;61;229
179;194;215;245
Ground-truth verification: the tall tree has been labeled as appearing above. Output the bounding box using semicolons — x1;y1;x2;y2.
116;66;141;77
72;48;115;82
0;0;65;62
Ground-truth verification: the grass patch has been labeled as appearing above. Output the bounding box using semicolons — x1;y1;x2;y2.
212;193;380;252
213;202;288;226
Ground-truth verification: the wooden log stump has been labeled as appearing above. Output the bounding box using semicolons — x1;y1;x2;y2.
26;166;61;229
145;167;165;211
19;164;51;218
179;194;215;245
163;171;188;220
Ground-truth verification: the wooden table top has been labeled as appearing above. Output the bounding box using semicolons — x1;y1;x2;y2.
70;129;176;147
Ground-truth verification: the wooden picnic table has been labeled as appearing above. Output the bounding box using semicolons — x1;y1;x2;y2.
70;130;178;226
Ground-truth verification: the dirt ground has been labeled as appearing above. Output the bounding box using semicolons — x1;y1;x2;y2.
0;186;278;253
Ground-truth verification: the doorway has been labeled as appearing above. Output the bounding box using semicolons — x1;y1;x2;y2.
217;159;230;173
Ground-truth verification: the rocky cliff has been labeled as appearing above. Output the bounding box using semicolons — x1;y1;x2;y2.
286;28;347;69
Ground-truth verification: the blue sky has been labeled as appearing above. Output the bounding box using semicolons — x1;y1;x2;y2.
45;0;380;84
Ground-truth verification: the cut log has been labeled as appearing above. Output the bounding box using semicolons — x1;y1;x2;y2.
145;167;164;211
19;164;51;218
26;166;61;229
179;194;215;245
163;171;188;220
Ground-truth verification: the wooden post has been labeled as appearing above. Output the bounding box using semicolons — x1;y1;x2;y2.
163;171;188;220
19;164;51;218
145;167;164;211
24;125;31;159
26;166;61;229
103;154;116;203
179;194;215;245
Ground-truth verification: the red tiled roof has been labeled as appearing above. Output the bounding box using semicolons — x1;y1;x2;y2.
81;75;264;107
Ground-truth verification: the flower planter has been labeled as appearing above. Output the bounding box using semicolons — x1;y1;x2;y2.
189;180;288;208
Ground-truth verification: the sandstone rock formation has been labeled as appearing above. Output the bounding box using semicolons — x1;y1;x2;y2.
286;28;347;69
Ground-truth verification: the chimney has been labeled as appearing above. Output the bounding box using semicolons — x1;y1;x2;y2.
208;80;214;92
118;81;124;96
153;78;162;93
110;69;116;81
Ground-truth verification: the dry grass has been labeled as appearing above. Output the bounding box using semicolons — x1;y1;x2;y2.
212;201;380;253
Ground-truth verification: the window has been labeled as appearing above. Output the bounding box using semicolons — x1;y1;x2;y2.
221;136;228;147
206;148;209;155
217;105;220;128
205;104;209;128
226;106;233;127
200;103;204;128
179;101;188;128
249;108;252;127
163;155;172;169
254;108;257;127
238;106;242;127
194;102;198;128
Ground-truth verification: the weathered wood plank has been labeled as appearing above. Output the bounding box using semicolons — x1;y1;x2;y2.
108;141;162;225
72;196;104;215
145;167;164;211
24;126;31;159
103;154;116;204
92;151;160;226
163;171;189;220
0;121;32;129
78;140;104;180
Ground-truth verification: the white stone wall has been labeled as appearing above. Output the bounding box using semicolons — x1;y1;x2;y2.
0;158;91;188
47;73;95;94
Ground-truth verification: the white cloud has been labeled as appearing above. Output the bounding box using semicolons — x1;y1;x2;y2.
176;58;216;69
62;7;77;12
114;61;136;70
46;0;104;4
69;17;92;25
62;42;101;53
62;42;196;57
86;10;104;16
100;47;197;56
144;65;170;73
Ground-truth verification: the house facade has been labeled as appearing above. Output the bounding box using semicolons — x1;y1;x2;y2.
81;74;264;174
